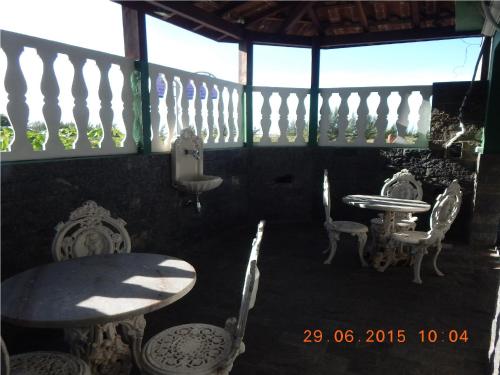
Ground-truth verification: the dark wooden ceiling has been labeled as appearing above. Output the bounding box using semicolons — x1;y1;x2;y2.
118;1;481;48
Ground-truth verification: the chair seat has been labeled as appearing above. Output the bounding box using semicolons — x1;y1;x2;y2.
370;217;418;226
142;323;234;375
391;231;431;245
11;351;90;375
330;221;368;234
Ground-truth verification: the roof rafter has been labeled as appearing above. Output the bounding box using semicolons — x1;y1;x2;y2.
280;3;314;34
148;1;244;40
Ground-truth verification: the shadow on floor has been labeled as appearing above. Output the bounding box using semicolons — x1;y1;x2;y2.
3;221;499;375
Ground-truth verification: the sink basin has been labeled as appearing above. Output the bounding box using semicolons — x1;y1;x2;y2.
177;175;223;193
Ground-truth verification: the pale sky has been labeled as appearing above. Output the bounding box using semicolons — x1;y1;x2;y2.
0;0;483;130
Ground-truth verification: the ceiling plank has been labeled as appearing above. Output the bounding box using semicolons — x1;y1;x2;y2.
147;1;244;40
307;6;322;35
215;1;247;17
355;1;369;32
246;4;292;29
280;3;314;34
411;2;420;28
320;27;481;49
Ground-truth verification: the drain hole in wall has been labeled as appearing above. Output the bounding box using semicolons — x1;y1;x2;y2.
274;174;294;184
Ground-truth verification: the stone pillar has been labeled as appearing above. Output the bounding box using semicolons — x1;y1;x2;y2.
470;153;500;247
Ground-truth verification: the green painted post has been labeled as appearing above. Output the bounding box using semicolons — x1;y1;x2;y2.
308;39;320;146
483;33;500;154
240;40;253;146
137;11;151;154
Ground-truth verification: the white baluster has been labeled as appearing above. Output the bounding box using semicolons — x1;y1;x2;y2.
277;90;290;145
416;88;432;147
149;68;162;151
38;47;64;152
217;85;226;144
69;55;92;153
337;92;350;146
3;40;33;158
374;89;389;146
165;73;177;147
193;75;203;139
260;90;272;145
355;90;369;145
96;59;115;150
319;91;331;145
179;75;190;131
206;81;215;147
396;89;411;138
120;61;136;151
227;87;235;145
295;91;307;145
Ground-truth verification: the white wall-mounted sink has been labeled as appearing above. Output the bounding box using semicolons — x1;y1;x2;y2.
177;175;223;194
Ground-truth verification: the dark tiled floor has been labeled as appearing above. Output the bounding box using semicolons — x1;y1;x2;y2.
142;221;499;375
3;221;499;374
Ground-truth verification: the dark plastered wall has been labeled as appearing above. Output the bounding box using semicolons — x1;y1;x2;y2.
1;149;249;280
1;146;476;280
246;147;475;243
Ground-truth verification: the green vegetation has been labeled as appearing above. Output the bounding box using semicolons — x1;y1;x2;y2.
0;114;125;152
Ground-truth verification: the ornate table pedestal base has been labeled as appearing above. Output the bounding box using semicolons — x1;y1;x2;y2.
65;315;146;375
372;212;411;271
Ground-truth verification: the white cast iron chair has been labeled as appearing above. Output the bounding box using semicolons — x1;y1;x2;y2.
371;169;423;231
390;180;462;284
322;169;369;266
51;201;133;374
141;221;265;375
1;337;91;375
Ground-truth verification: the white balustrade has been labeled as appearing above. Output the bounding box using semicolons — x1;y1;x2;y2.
1;30;434;161
253;86;310;146
148;63;244;151
317;86;432;148
1;30;137;161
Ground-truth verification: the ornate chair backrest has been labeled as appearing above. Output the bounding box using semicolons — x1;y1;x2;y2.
323;169;332;222
1;337;10;375
381;169;423;201
429;180;462;239
233;220;265;350
52;201;131;261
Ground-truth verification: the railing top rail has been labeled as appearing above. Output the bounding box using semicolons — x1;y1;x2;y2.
1;29;131;65
319;85;432;92
149;62;243;88
253;86;310;93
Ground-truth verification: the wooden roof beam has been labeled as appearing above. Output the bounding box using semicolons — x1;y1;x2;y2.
307;6;323;36
215;1;247;18
148;1;244;40
246;4;292;29
355;1;369;32
280;3;314;34
411;2;420;28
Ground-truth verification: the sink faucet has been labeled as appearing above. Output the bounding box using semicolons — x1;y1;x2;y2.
185;148;200;160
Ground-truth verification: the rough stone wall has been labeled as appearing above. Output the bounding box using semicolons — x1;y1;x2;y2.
430;81;487;149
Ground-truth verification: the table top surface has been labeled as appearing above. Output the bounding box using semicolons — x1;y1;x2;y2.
343;194;431;213
1;253;196;328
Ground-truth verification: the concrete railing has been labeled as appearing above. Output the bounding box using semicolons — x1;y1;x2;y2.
252;85;432;147
1;30;432;162
1;30;137;161
149;64;243;152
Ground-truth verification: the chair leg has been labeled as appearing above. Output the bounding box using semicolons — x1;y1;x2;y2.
323;230;340;264
412;247;426;284
433;241;444;276
354;232;368;267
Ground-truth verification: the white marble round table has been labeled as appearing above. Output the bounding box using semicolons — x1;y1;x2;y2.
342;194;430;214
1;253;196;374
343;195;431;271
